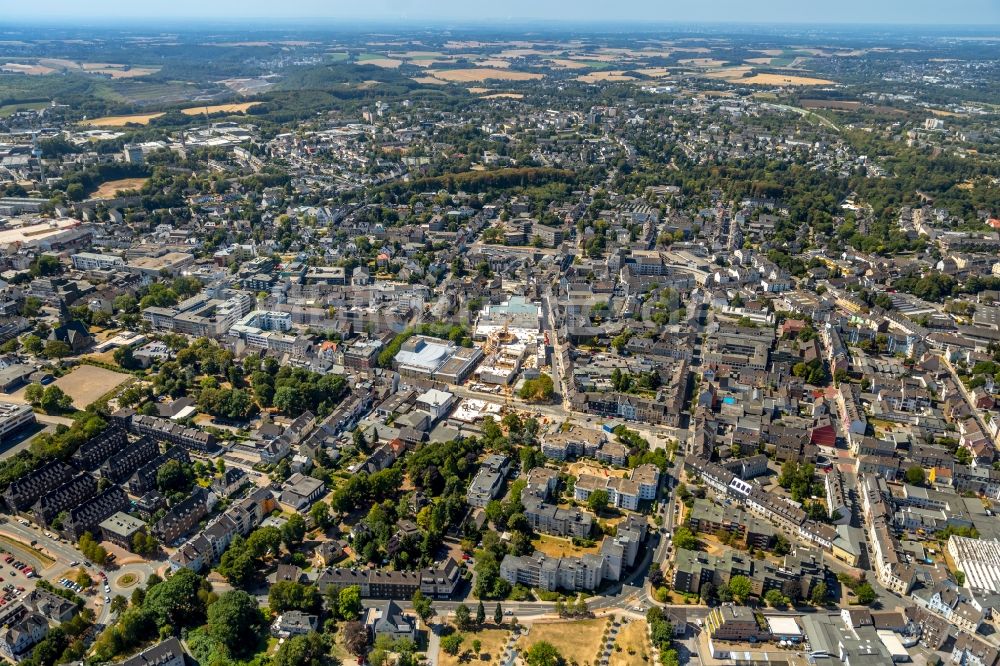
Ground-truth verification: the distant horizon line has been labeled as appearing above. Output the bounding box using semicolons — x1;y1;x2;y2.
2;17;1000;30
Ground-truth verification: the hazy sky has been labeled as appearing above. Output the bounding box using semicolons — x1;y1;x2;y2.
7;0;1000;24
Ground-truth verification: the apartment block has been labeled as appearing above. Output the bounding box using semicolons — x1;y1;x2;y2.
3;460;75;512
118;411;217;452
98;436;159;484
574;463;660;510
466;454;510;508
127;445;191;495
64;486;129;540
32;473;97;526
154;487;210;545
316;559;461;599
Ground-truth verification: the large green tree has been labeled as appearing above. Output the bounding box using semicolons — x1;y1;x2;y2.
525;641;564;666
207;590;264;657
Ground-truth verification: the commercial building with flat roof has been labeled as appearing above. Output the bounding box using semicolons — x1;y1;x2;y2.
99;511;147;549
948;535;1000;593
393;335;482;384
0;402;34;442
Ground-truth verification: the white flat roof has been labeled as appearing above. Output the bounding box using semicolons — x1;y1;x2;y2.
766;616;801;636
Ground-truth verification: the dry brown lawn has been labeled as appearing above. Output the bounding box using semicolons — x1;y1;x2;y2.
81;113;165;127
52;365;132;409
518;618;605;666
92;177;148;199
428;68;542;82
532;534;601;558
180;102;260;116
610;619;652;666
481;93;524;100
732;73;834;86
567;462;629;479
438;625;510;666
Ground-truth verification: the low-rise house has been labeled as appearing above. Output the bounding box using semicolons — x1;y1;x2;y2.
271;611;318;639
279;473;326;511
115;637;186;666
0;606;48;661
365;600;415;642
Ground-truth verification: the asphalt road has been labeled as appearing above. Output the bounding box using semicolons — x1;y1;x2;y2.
0;519;158;625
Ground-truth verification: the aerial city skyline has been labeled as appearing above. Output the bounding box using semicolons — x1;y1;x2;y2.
0;6;997;666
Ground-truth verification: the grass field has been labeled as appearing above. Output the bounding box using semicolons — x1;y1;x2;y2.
481;93;524;100
438;625;510;666
732;73;834;86
52;365;132;409
92;177;148;199
610;619;651;666
518;618;605;666
81;112;164;127
429;68;542;82
0;102;47;118
180;102;260;116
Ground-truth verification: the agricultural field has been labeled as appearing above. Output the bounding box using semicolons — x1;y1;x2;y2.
427;68;543;82
576;71;636;83
357;54;403;68
732;73;835;86
180;102;261;115
1;62;55;75
4;58;160;78
517;618;606;666
81;113;164;127
548;58;591;69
